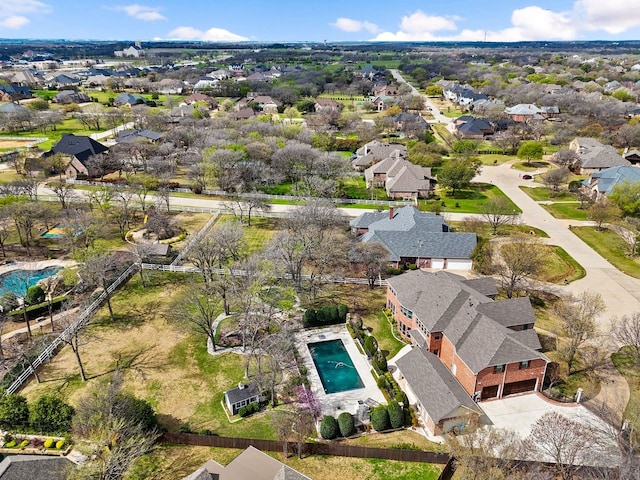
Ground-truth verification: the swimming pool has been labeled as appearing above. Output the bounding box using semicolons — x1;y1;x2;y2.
0;266;61;297
308;339;365;394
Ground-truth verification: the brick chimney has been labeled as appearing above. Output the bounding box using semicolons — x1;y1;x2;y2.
388;207;394;220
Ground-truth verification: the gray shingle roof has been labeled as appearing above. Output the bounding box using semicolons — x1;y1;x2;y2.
353;207;475;261
573;138;630;169
476;297;536;328
396;348;482;423
0;455;73;480
225;382;260;405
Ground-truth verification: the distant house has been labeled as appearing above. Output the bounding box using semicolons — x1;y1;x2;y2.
624;149;640;165
0;455;73;479
350;206;476;269
569;137;630;174
157;78;184;95
391;112;430;137
0;84;31;102
233;108;257;120
504;104;545;122
193;76;219;91
454;116;494;139
314;98;342;113
182;93;218;110
224;382;262;415
43;134;109;179
45;74;81;89
52;90;90;104
113;93;149;107
352;140;407;170
364;157;435;199
581;165;640;200
181;446;311;480
114;45;145;58
0;102;29;114
115;129;162;143
388;270;548;435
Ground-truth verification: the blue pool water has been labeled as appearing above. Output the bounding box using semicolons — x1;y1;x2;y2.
0;267;61;297
308;339;364;394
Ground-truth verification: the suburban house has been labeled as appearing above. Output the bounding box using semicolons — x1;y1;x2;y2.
624;149;640;165
52;90;90;104
454;116;494;139
350;206;477;270
352;140;407;170
569;137;630;174
314;98;342;113
182;446;311;480
224;382;262;415
504;104;545;122
581;165;640;200
43;134;109;179
395;347;484;435
0;84;31;102
391;112;431;136
182;93;218;110
113;93;149;107
193;76;219;91
45;74;81;89
364;158;435;200
115;129;162;143
0;102;29;114
387;270;548;435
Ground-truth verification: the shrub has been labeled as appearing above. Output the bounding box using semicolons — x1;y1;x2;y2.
387;401;404;429
29;395;74;433
302;309;317;327
346;323;357;339
370;405;390;432
113;394;158;432
364;336;378;358
5;440;16;448
338;304;348;322
55;439;65;449
44;438;54;449
396;391;409;406
374;351;388;373
248;402;260;414
377;376;389;389
0;394;30;429
320;415;338;439
387;267;402;275
25;285;45;305
0;292;19;312
19;439;29;449
338;412;355;437
178;425;192;433
237;407;247;417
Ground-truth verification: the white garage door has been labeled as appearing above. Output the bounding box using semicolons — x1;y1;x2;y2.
447;259;472;270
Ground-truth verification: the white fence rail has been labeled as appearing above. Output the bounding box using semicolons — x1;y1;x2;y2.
6;263;139;394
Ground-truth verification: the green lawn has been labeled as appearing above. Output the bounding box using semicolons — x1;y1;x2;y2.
538;246;586;284
541;203;589;220
367;311;407;360
612;347;640;448
511;161;551;172
520;186;577;202
478;154;514;166
421;183;521;214
571;226;640;278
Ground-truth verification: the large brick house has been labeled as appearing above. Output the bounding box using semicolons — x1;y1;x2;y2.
388;270;548;433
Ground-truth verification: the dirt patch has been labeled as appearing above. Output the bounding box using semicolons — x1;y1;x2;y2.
0;139;38;148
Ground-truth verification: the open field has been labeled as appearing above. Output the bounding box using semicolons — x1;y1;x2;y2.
541;202;589;221
520;186;577;202
420;183;521;214
612;347;640;448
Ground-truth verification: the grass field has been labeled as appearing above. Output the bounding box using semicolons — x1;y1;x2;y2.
541;202;589;220
571;226;640;278
537;245;586;284
520;186;577;202
612;347;640;448
137;444;443;480
420;183;521;214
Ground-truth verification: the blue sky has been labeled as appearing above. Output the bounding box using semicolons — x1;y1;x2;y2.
1;0;640;42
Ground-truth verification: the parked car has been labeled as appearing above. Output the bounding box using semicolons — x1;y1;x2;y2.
522;174;533;180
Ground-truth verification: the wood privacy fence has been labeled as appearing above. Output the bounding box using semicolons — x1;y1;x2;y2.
160;432;450;464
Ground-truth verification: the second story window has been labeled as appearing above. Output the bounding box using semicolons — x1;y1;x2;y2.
520;360;530;369
494;364;505;373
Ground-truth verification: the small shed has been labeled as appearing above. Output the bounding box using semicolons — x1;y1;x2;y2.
224;382;261;415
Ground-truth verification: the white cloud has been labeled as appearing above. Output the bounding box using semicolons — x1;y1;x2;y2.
575;0;640;34
332;17;379;33
372;10;457;41
114;4;166;21
167;26;248;42
0;0;51;29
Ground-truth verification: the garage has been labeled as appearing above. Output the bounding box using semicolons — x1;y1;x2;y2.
502;379;537;397
481;385;499;400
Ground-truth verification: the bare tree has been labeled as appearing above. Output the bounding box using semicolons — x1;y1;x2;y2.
351;242;389;288
551;148;580;169
494;236;548;298
0;215;9;258
271;410;295;459
612;312;640;365
555;291;605;373
178;282;220;352
482;197;516;235
49;180;77;209
524;411;614;480
57;301;88;381
82;252;119;322
541;167;570;194
589;200;621;230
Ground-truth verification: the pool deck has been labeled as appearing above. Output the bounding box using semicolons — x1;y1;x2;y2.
295;325;386;419
0;259;78;277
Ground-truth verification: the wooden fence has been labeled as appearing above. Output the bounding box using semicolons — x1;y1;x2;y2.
160;432;450;464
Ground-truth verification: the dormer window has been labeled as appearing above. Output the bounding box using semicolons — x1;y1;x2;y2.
494;364;505;373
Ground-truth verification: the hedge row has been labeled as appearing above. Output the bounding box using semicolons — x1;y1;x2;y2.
320;412;356;439
371;402;404;432
303;304;348;328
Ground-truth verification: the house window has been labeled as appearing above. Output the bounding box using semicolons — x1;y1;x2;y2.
433;349;439;356
494;364;505;373
520;360;529;369
434;333;441;340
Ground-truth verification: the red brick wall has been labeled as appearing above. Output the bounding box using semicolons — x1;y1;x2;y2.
386;289;415;340
476;358;547;398
439;336;456;371
452;358;477;395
